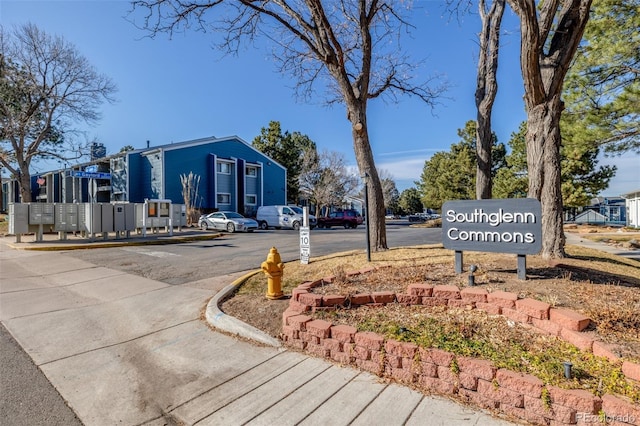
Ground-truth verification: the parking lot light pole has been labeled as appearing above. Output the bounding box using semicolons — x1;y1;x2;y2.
362;173;371;262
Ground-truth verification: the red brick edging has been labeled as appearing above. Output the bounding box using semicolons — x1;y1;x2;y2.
280;269;640;426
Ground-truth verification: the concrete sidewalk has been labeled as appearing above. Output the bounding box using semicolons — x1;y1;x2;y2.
564;231;640;261
0;240;517;426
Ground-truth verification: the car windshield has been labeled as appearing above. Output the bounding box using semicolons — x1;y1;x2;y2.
290;207;302;214
224;212;244;219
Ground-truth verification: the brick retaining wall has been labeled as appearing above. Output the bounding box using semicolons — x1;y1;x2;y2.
280;268;639;426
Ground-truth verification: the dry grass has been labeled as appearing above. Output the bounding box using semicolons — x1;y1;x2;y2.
232;244;640;355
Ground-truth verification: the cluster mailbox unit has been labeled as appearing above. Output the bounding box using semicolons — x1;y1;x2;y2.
8;200;186;242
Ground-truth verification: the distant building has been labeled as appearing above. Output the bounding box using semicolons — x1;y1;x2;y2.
622;189;640;228
573;209;608;225
566;196;627;226
2;135;287;217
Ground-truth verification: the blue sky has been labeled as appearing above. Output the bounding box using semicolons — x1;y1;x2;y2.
2;0;637;196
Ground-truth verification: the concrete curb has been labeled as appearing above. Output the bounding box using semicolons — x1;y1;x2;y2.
4;233;224;251
205;269;283;348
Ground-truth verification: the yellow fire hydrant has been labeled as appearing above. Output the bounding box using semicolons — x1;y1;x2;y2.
261;247;285;300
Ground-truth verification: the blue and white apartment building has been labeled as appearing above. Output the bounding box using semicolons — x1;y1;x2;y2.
2;135;287;218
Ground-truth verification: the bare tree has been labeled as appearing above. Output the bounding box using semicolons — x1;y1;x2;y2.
299;149;358;215
129;0;446;251
180;172;202;225
507;0;592;258
475;0;505;200
377;168;399;210
0;23;117;202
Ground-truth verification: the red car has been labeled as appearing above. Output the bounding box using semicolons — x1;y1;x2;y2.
317;209;364;229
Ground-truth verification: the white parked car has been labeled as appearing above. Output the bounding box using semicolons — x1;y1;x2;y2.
256;205;316;230
198;211;258;233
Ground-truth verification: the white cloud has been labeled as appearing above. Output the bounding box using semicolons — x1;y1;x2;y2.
376;158;426;181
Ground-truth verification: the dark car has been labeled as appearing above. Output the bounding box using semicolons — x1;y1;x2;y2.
317;209;364;229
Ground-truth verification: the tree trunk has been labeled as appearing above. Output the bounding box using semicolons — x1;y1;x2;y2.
475;0;505;200
476;115;493;200
19;172;32;203
526;95;566;258
350;115;387;251
508;0;592;259
0;167;3;211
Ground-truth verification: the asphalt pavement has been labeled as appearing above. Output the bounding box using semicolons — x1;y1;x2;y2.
0;231;520;426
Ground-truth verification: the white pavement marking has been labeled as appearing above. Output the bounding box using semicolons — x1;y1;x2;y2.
122;247;180;258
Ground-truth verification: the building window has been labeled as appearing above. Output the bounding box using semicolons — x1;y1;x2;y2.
245;194;257;205
112;157;125;171
217;193;231;204
246;166;257;177
217;162;231;174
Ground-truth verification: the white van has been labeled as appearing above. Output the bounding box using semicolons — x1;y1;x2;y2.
256;205;317;230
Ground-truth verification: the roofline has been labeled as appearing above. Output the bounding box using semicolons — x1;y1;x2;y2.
140;135;287;171
621;189;640;198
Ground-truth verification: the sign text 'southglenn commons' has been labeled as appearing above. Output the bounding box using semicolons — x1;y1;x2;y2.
442;199;542;255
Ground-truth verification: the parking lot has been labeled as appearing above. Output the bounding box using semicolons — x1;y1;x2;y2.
61;221;442;284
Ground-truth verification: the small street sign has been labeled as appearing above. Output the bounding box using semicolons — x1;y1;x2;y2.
71;171;112;179
299;226;310;264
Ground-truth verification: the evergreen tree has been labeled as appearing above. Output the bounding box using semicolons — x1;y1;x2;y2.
252;121;316;204
561;131;616;208
493;122;528;199
398;188;423;215
562;0;640;155
492;121;615;205
417;121;505;209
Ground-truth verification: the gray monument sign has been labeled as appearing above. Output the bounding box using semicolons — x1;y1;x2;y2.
442;198;542;279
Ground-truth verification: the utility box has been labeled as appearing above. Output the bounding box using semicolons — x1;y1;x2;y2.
101;203;114;233
137;199;172;235
29;203;55;225
80;203;102;234
172;204;187;227
123;203;135;231
113;204;126;231
113;203;135;236
135;203;145;229
54;203;79;232
9;203;29;235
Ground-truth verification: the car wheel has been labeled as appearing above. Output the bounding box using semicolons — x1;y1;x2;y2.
351;223;358;229
343;222;350;229
292;221;300;231
259;221;268;230
226;222;235;233
200;222;208;230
